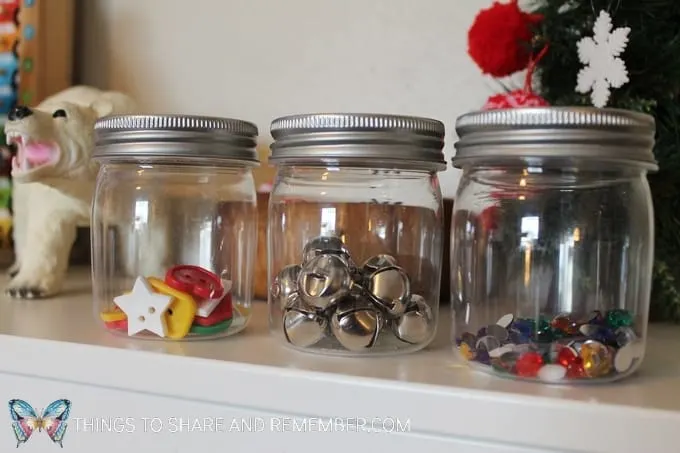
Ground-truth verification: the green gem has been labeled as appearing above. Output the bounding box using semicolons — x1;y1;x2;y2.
536;329;554;343
606;309;633;328
22;58;33;72
491;359;507;373
21;91;32;104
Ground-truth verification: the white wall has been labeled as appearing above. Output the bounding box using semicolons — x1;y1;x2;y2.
75;0;499;198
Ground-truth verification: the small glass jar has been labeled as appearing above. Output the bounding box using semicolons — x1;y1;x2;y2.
91;115;259;340
267;113;446;356
450;107;657;383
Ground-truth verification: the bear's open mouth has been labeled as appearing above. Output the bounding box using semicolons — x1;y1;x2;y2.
5;132;60;173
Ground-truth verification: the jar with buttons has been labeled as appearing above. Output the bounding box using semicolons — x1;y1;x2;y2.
91;115;259;340
450;107;657;383
267;113;446;356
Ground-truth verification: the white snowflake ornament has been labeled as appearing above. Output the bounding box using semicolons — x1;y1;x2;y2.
576;10;631;108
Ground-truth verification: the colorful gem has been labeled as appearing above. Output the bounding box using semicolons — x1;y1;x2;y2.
538;364;567;382
566;360;586;378
515;351;544;378
25;0;35;6
491;358;507;373
580;340;613;378
496;313;514;328
100;309;126;323
476;335;500;352
499;351;520;371
476;348;491;364
606;309;633;328
147;277;198;340
550;313;579;334
476;326;488;338
556;345;579;368
22;58;33;72
459;342;475;360
458;332;477;348
615;326;637;347
486;324;509;342
488;344;514;359
21;91;31;104
113;277;172;337
508;327;526;344
586;310;605;325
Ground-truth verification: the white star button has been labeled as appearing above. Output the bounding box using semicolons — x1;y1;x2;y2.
113;277;173;337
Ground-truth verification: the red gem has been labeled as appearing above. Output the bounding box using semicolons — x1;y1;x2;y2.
557;346;579;367
515;352;544;378
192;293;233;327
551;314;570;331
566;359;585;379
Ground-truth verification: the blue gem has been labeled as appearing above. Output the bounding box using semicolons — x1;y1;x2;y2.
25;0;35;6
476;348;491;365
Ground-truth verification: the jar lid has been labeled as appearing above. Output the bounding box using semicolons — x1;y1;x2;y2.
269;113;446;171
93;114;260;166
453;107;658;171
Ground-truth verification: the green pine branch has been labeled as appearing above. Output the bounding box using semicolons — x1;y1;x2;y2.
526;0;680;322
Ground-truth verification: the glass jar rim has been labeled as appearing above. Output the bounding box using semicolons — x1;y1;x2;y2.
93;114;260;166
453;107;658;172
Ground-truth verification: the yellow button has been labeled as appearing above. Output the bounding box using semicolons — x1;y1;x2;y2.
146;277;197;340
100;310;127;322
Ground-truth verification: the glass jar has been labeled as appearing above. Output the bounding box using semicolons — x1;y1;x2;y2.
267;113;447;356
451;107;658;383
91;115;259;340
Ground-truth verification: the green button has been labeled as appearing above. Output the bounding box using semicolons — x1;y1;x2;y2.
22;58;32;72
189;318;232;336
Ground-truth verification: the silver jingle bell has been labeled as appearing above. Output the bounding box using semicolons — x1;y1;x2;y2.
361;254;398;275
298;254;352;310
392;294;434;344
367;265;410;317
271;264;302;310
302;236;351;265
330;297;382;352
283;299;328;348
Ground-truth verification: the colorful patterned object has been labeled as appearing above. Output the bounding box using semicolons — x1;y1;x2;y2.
8;398;72;447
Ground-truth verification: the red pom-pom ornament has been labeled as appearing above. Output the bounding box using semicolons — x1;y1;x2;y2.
468;0;543;77
483;44;551;110
484;89;549;109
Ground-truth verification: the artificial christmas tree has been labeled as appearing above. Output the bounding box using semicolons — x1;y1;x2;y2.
466;0;680;322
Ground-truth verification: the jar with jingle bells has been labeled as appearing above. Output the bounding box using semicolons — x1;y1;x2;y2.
91;115;259;340
451;108;657;383
267;113;447;356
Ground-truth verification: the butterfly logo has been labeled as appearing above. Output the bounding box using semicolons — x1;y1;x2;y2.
8;399;72;448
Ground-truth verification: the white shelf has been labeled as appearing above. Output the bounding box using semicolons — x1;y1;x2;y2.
0;267;678;452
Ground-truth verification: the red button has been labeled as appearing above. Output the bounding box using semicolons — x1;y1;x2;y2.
105;319;128;331
165;265;224;300
193;293;233;327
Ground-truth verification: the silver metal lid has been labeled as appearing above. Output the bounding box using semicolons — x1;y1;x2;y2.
93;114;259;166
269;113;446;171
453;107;658;171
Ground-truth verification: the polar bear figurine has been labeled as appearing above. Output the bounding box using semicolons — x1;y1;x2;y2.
4;85;137;298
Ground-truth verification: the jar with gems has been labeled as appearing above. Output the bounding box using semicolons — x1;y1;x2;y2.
451;108;657;383
91;115;259;340
267;113;446;356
